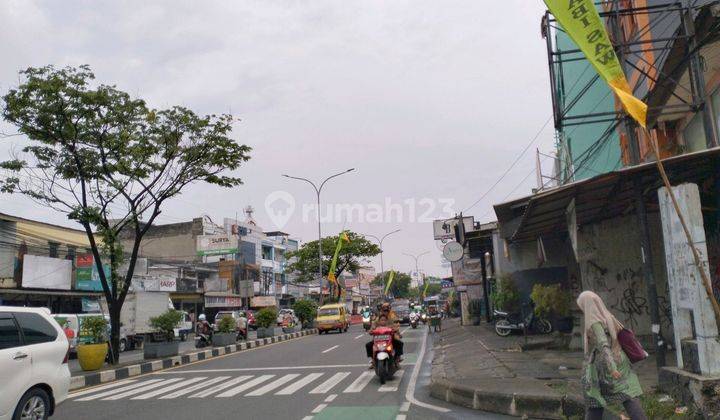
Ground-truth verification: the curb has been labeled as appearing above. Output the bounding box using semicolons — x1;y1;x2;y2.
70;329;318;391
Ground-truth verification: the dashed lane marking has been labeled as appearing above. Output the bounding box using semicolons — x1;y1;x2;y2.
321;345;339;353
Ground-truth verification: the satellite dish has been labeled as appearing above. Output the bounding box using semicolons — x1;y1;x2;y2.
442;241;464;262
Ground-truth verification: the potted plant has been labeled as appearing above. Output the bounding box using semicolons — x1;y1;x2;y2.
255;307;278;338
213;315;237;346
530;284;573;333
468;299;483;325
491;274;521;313
76;316;108;371
144;309;183;359
292;299;318;330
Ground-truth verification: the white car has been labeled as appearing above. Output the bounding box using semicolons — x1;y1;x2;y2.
1;306;70;420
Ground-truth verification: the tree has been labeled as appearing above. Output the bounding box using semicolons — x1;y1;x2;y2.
1;65;251;363
292;299;318;329
286;231;380;283
408;283;442;300
372;271;411;298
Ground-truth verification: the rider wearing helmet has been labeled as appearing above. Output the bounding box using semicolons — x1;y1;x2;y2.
365;302;404;368
196;313;211;335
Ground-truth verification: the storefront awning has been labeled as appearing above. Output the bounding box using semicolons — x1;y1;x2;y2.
494;147;720;243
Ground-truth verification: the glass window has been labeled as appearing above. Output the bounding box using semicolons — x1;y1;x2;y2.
15;312;58;345
0;316;22;349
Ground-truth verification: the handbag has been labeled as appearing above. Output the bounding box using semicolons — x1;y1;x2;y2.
617;328;649;363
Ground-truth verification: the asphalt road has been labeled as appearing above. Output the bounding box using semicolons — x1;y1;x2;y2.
54;324;512;420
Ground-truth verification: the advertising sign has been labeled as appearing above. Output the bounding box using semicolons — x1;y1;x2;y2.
197;235;239;256
433;216;474;241
76;254;109;291
204;295;243;308
22;255;72;290
440;278;455;289
251;296;277;308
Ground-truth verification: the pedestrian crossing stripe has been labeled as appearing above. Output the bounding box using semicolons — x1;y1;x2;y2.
69;370;404;401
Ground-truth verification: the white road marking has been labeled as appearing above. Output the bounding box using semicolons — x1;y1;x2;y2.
311;403;327;414
404;322;451;413
190;375;252;398
324;394;337;402
354;334;364;339
399;402;410;412
74;379;166;401
343;371;374;393
309;372;351;394
216;375;275;397
275;373;323;395
322;345;339;353
132;377;206;400
396;415;407;420
379;370;405;392
68;380;137;398
102;378;185;401
163;364;367;373
160;376;230;399
302;417;314;420
245;374;300;396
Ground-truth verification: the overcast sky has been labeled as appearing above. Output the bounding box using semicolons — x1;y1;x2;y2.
0;1;555;277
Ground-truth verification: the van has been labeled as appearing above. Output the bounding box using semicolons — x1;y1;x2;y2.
315;304;349;334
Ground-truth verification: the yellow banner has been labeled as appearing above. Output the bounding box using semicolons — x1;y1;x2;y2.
545;0;647;127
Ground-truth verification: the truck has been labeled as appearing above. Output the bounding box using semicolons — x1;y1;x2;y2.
120;291;174;351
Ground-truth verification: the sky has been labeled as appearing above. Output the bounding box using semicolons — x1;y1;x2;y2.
0;0;555;277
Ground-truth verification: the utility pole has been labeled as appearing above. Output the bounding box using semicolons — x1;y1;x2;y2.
403;251;429;290
283;169;355;305
609;0;665;367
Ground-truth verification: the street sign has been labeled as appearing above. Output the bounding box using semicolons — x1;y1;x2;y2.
433;216;474;241
443;241;464;262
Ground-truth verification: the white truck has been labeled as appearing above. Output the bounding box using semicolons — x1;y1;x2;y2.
120;291;174;351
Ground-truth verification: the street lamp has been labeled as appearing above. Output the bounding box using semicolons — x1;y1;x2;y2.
362;228;401;276
403;251;429;289
282;168;355;304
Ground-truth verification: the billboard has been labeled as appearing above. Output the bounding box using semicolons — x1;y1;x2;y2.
433;216;474;241
197;235;238;256
76;254;110;292
22;255;72;290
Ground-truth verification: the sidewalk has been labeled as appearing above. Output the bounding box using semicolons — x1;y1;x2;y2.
430;318;670;419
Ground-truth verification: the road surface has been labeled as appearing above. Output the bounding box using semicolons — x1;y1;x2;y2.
55;324;511;419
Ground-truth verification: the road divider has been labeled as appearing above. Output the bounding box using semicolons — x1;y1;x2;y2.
69;329;318;391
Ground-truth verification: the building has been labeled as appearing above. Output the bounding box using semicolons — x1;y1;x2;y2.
0;212;105;313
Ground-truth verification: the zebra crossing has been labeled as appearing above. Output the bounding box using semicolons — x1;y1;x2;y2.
68;370;405;402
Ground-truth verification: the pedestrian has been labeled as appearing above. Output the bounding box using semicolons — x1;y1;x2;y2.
577;291;647;420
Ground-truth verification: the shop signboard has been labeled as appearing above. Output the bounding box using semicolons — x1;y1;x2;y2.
197;235;238;256
204;295;243;308
251;295;276;308
76;254;109;291
23;255;72;290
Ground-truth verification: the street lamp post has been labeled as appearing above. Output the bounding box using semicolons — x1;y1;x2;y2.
403;251;429;289
363;228;401;276
283;168;354;305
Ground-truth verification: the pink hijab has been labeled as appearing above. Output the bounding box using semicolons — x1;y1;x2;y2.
576;291;624;357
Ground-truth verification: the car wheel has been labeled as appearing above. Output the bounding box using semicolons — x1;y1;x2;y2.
13;387;50;420
119;338;127;352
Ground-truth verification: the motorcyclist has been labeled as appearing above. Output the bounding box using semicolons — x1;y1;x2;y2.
365;302;404;368
196;314;211;336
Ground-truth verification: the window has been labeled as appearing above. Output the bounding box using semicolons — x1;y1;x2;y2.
15;312;58;345
0;315;22;349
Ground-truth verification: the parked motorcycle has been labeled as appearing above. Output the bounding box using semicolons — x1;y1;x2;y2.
494;304;552;337
370;326;399;384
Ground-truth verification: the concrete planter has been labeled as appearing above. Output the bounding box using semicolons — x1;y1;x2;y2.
256;327;275;338
213;332;236;347
282;327;295;334
143;341;179;359
77;343;108;371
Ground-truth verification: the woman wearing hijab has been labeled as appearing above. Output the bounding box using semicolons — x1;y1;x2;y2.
577;291;647;420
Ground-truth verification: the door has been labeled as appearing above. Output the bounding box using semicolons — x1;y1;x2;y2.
0;312;31;418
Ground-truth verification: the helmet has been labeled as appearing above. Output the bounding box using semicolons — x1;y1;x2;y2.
381;302;390;310
198;314;206;321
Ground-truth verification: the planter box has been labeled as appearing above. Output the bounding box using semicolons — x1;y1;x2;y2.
143;341;179;359
213;333;236;347
554;316;574;333
282;327;295;334
256;327;275;338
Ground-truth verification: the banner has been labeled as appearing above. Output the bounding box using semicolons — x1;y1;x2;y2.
327;231;350;285
545;0;646;126
384;270;395;295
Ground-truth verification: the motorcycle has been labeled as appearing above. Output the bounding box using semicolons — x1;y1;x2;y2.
409;313;419;329
370;326;399;384
494;304;552;337
362;313;372;331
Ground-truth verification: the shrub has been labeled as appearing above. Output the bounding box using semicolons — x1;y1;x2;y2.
80;316;107;344
292;299;318;328
217;315;236;333
149;309;183;342
531;284;572;318
256;307;278;329
491;275;520;312
468;299;483;316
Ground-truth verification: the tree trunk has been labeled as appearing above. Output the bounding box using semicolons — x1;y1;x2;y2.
108;302;122;365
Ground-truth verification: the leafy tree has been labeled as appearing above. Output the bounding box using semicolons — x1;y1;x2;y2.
371;271;411;298
149;309;184;342
292;299;318;328
1;65;251;363
256;307;278;329
408;283;442;299
285;231;380;282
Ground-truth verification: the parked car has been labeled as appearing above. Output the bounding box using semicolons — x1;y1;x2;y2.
172;311;193;341
1;306;71;420
276;309;299;326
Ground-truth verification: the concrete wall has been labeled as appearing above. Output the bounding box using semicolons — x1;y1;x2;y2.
575;212;673;344
121;218;204;263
